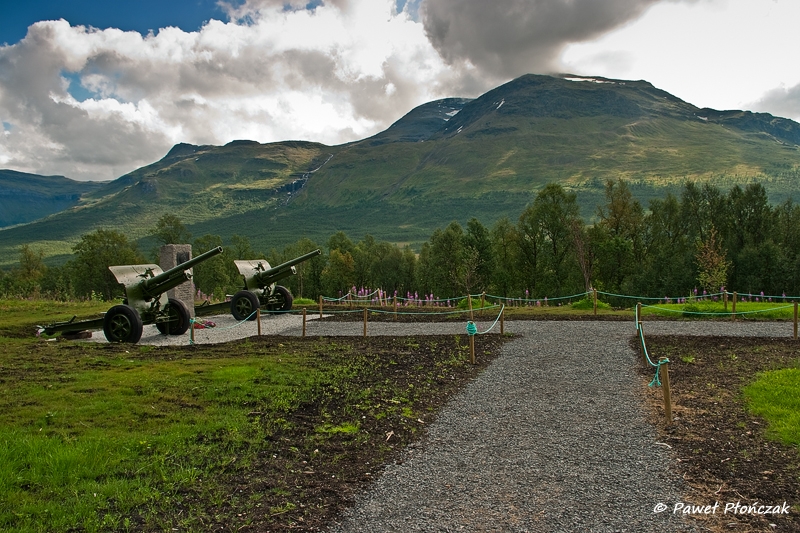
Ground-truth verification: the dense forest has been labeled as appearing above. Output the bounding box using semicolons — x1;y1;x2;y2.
3;178;799;303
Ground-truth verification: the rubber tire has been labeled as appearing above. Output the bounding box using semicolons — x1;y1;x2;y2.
156;298;191;335
231;290;260;321
103;304;144;343
266;285;293;313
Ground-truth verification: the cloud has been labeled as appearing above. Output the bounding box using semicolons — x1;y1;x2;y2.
0;0;457;181
420;0;666;78
750;83;800;122
3;0;785;183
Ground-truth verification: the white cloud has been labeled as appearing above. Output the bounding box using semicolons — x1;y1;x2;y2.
561;0;800;121
0;0;457;181
1;0;800;181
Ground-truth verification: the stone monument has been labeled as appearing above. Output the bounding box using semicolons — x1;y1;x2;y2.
159;244;195;318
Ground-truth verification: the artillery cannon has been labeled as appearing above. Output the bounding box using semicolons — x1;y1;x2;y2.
41;246;223;343
227;249;321;321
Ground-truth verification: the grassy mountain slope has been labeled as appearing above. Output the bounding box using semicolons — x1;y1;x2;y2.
302;75;800;207
0;170;105;228
2;74;800;267
0;141;332;264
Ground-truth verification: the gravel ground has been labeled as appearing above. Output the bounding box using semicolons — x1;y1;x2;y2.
85;316;793;531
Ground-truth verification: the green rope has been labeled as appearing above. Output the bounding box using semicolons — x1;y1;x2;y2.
465;305;505;335
636;321;669;387
649;358;670;387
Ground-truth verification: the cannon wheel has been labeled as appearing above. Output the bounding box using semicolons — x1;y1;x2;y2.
103;305;143;343
266;285;293;313
231;290;260;321
156;298;191;335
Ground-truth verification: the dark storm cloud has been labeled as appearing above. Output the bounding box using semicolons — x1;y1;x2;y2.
751;83;800;122
421;0;667;77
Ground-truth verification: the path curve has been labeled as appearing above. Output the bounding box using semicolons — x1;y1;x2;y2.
318;320;790;533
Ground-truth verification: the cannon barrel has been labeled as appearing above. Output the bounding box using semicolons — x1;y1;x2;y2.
140;246;223;298
253;249;321;287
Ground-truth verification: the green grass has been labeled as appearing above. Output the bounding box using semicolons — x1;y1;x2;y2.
744;367;800;447
0;298;113;337
0;298;495;532
639;299;796;320
0;339;328;532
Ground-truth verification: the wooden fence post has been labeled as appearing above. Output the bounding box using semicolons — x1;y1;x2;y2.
319;295;323;319
794;302;798;340
500;306;505;335
363;307;368;338
593;288;598;316
660;359;672;424
723;291;728;311
257;308;262;336
468;295;474;322
732;291;737;320
480;292;485;317
469;335;476;365
302;307;307;338
393;295;398;321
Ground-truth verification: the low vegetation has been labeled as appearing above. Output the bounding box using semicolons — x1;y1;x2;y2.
0;300;506;532
642;336;800;532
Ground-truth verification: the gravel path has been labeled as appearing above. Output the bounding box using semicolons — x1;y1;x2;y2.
86;315;792;531
322;319;790;533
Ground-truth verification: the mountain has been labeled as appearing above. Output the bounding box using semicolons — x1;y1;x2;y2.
1;73;800;267
0;170;105;228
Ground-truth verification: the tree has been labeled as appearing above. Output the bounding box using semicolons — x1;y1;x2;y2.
69;229;143;300
571;220;594;292
152;214;192;245
695;227;730;293
637;193;693;296
516;202;543;296
274;238;325;299
532;183;581;294
594;179;644;292
230;234;257;260
428;222;467;297
321;249;356;296
192;234;232;300
464;218;494;292
490;217;519;297
18;244;47;284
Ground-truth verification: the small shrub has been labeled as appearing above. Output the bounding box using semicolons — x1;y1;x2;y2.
571;297;610;310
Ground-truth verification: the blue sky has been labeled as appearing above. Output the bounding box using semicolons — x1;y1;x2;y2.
1;0;799;181
0;0;227;45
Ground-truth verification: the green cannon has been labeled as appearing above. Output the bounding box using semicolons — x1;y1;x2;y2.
41;246;223;343
228;249;321;320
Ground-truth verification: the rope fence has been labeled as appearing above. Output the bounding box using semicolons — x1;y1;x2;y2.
173;290;800;417
635;303;672;424
181;287;800;375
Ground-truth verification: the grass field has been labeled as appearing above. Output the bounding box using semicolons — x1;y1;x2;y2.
0;299;504;532
4;297;800;532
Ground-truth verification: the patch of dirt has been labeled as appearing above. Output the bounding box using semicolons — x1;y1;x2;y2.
199;334;510;532
638;335;800;532
315;306;632;322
